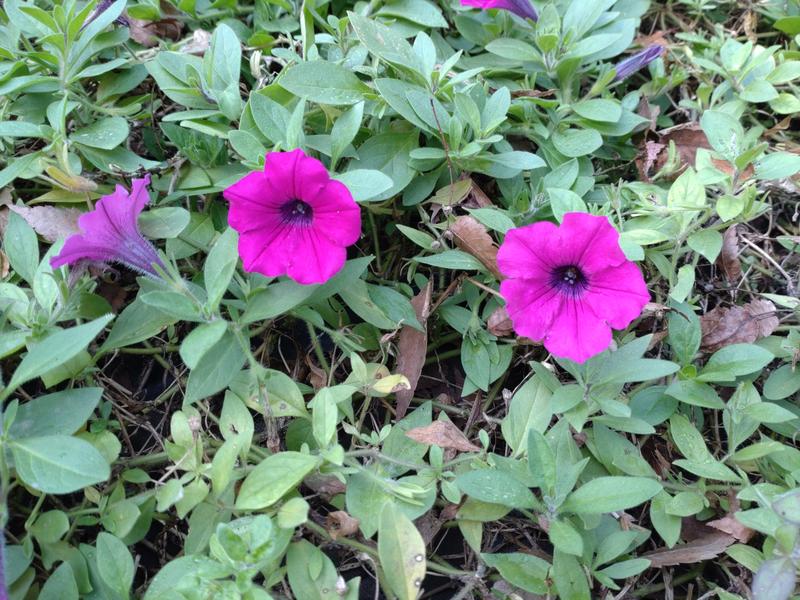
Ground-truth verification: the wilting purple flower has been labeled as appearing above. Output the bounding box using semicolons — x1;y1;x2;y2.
613;45;665;81
461;0;538;21
51;176;164;277
80;0;129;33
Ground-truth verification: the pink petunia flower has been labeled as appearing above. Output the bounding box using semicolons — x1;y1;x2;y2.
51;175;163;277
223;149;361;285
497;212;649;363
460;0;538;21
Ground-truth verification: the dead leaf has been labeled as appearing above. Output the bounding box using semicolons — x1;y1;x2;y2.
642;532;734;567
405;420;481;452
487;306;514;337
305;354;327;390
449;215;501;278
429;179;472;207
0;250;9;278
467;179;494;208
304;473;346;498
181;28;212;55
127;15;183;46
395;282;432;419
8;205;81;242
634;30;671;48
707;513;754;543
743;10;758;43
718;225;743;283
325;511;360;540
700;299;779;352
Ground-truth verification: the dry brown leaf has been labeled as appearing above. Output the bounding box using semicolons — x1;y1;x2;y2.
642;532;735;567
405;420;481;452
304;473;346;498
128;16;183;46
468;179;494;208
634;30;671;48
488;306;514;337
707;514;754;543
181;29;212;55
449;215;501;278
718;225;743;282
8;205;81;243
305;354;327;390
0;249;9;278
700;299;779;352
325;510;360;540
395;282;432;419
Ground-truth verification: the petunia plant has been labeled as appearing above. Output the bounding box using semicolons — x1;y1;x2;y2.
2;0;800;599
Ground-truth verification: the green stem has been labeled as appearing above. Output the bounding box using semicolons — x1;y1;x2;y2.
306;321;331;375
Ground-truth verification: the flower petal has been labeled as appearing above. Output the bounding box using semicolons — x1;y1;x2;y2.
264;148;330;201
239;223;299;278
585;261;650;329
499;277;562;341
286;229;347;285
544;300;613;362
307;180;361;246
559;212;628;274
497;222;559;279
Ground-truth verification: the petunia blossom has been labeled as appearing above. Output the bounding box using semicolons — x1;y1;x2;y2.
460;0;538;21
613;45;665;81
51;175;163;277
223;149;361;285
497;212;649;363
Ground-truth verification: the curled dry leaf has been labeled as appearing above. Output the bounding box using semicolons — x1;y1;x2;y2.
642;532;735;567
487;305;514;337
395;282;432;419
467;179;494;208
635;124;752;182
405;420;481;453
8;205;81;243
717;225;743;283
0;249;9;278
707;513;754;543
181;29;212;55
305;354;327;390
325;510;360;540
449;215;501;278
128;16;183;46
700;299;779;352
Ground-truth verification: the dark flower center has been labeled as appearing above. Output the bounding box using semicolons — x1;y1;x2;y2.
550;264;589;297
280;199;313;226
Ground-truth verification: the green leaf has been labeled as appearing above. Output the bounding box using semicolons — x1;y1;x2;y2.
138;207;191;239
572;98;622;123
101;299;176;351
179;321;228;369
96;532;135;600
481;552;550;594
279;61;368;105
377;0;447;27
561;476;661;514
415;249;485;270
698;343;774;381
10;435;110;494
549;518;584;556
485;38;539;62
334;169;394;202
70;117;129;149
700;110;744;161
349;13;421;72
235;451;320;510
8;388;102;439
552;550;591;600
3;210;39;284
552;128;603;158
184;330;246;404
754;152;800;180
455;469;537;508
40;562;79;600
204;228;239;310
687;229;723;263
378;503;427;600
7;315;113;393
242;279;318;324
667;301;701;366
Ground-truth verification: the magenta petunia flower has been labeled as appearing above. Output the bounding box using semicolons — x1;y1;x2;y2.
223;149;361;285
613;45;665;81
51;175;163;276
497;212;649;363
461;0;538;21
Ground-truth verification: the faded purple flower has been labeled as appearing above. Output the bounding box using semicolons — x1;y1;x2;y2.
80;0;129;33
51;175;164;277
461;0;538;21
613;45;665;81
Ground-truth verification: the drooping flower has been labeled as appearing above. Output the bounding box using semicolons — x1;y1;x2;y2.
460;0;538;21
80;0;129;32
51;175;163;277
497;212;649;363
223;149;361;285
613;45;665;81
